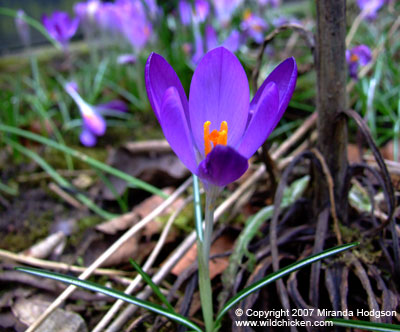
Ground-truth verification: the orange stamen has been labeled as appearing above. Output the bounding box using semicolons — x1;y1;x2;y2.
204;121;228;156
350;54;359;62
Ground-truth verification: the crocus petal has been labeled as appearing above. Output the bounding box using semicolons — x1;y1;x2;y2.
159;87;198;174
189;47;249;154
352;45;372;65
197;145;248;187
145;53;189;123
222;29;240;53
205;25;218;51
251;57;297;118
96;100;129;113
80;128;97;147
82;111;106;136
237;82;279;158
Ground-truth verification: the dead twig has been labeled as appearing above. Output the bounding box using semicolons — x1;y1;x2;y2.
252;23;315;93
0;248;131;277
342;109;398;276
310;148;342;245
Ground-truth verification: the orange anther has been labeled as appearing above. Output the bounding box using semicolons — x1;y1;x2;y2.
350;54;359;62
203;120;228;156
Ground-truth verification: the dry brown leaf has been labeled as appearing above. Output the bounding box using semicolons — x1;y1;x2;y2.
171;234;234;279
96;188;180;236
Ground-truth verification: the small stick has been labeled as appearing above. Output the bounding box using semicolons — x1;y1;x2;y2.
311;148;343;245
48;182;86;210
0;248;131;277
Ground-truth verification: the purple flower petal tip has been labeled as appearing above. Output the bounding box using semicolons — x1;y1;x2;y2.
198;145;248;187
80;128;97;147
145;52;189;122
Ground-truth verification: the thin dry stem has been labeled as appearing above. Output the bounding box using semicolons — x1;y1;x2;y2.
311;148;343;245
0;248;131;277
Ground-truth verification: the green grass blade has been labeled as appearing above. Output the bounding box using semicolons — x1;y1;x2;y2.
15;267;203;332
0;124;167;198
215;242;359;326
330;318;400;331
129;259;175;313
5;138;117;219
0;180;18;196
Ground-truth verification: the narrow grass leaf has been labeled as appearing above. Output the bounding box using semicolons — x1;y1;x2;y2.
215;242;359;326
5;138;117;219
129;259;175;313
16;267;203;332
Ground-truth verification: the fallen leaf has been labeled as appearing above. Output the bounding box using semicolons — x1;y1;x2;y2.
102;147;189;200
171;234;234;279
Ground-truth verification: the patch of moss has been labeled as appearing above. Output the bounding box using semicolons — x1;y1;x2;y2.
0;210;52;252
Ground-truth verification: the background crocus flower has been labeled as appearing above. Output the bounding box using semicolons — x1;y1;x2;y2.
194;0;210;22
212;0;244;25
42;11;79;48
240;9;268;44
145;47;297;187
193;25;240;64
357;0;385;20
65;82;128;147
346;45;372;79
74;0;101;24
116;0;153;50
15;9;31;47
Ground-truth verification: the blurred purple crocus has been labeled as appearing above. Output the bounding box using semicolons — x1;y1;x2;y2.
179;0;210;25
212;0;243;25
74;0;101;23
240;9;268;43
346;45;372;79
357;0;385;20
116;0;153;50
65;82;128;146
193;25;240;64
145;47;297;187
42;11;79;49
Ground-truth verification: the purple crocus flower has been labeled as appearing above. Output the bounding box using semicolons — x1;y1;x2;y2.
179;0;210;26
193;25;240;64
145;47;297;187
240;9;268;44
65;82;106;146
346;45;372;79
357;0;385;20
42;11;79;48
194;0;210;22
65;82;128;147
74;0;101;23
115;0;153;50
212;0;244;25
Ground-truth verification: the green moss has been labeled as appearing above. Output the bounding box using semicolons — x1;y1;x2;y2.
0;210;51;252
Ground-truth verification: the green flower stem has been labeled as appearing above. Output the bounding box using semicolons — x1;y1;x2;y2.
197;187;219;332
